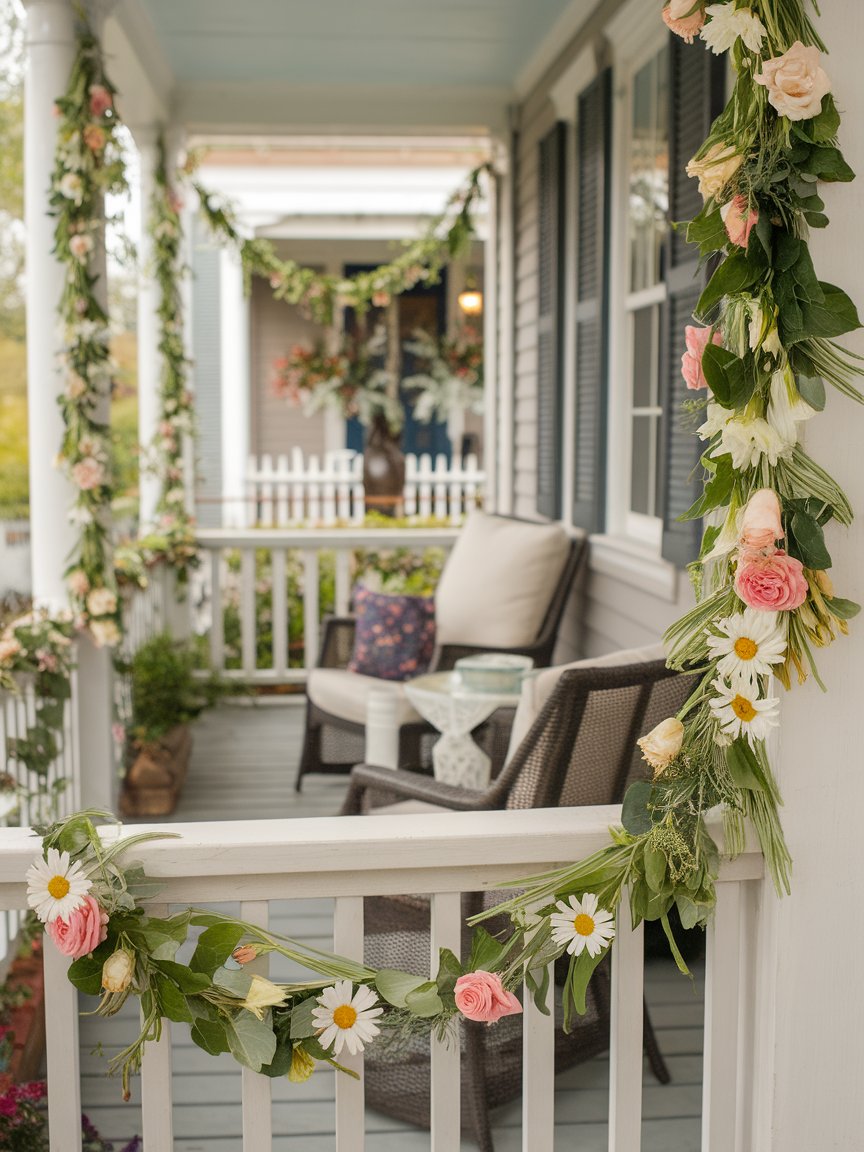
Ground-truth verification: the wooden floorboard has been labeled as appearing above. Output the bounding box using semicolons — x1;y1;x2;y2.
77;702;705;1150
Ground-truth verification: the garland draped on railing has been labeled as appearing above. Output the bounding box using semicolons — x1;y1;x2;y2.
29;0;864;1098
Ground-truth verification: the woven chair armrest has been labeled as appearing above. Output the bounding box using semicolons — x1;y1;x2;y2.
318;616;357;668
340;763;496;815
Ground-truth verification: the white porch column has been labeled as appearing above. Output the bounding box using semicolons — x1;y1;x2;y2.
134;126;162;529
220;247;251;528
495;133;516;516
748;10;864;1151
481;160;499;510
22;0;77;609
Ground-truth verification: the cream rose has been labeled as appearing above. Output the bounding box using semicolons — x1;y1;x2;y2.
0;637;22;665
686;143;743;202
754;42;831;122
86;587;117;617
637;717;685;774
89;619;121;649
67;569;90;598
102;948;134;993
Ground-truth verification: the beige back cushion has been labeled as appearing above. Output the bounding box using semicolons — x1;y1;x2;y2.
434;513;573;648
504;642;667;764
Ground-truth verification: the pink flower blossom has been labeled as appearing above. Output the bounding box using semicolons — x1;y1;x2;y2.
454;971;523;1023
662;0;706;42
88;84;113;117
111;722;126;747
754;41;831;122
721;196;759;248
735;549;808;612
740;488;784;553
83;123;106;153
372;290;391;308
69;234;94;263
35;649;57;673
232;945;258;965
46;895;108;959
681;325;722;391
72;457;105;491
67;569;90;598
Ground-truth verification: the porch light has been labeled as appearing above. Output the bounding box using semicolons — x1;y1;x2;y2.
458;284;483;316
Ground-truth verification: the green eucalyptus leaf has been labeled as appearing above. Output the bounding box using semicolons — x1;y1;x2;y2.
524;965;551;1015
563;948;606;1029
152;960;211;995
405;981;444;1018
189;923;245;976
789;511;832;569
682;453;735;521
225;1011;277;1073
644;846;667;894
153;973;194;1024
435;947;463;999
259;1037;295;1078
467;926;507;973
621;781;653;836
191;1018;230;1057
289;995;320;1039
825;597;861;620
798;284;862;342
375;968;429;1009
213;967;253;999
686;208;727;257
725;739;764;792
675;894;701;931
809;94;841;143
696;251;760;319
68;950;108;996
797;144;855;183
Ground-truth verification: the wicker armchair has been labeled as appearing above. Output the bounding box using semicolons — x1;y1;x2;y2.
342;654;697;1152
296;514;587;790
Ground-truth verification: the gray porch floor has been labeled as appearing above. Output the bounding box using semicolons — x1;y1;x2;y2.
78;702;705;1151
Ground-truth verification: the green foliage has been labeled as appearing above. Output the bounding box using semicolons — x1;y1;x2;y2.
123;633;227;745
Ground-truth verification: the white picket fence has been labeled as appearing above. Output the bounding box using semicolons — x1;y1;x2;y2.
246;449;484;528
0;806;763;1151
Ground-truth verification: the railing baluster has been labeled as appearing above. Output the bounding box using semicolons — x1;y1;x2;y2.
44;941;83;1152
141;903;174;1150
241;548;257;677
430;892;462;1151
335;548;351;617
209;549;225;670
702;881;742;1152
241;900;273;1152
608;891;644;1152
522;960;555;1150
302;551;320;671
271;549;288;677
334;896;365;1152
276;453;290;526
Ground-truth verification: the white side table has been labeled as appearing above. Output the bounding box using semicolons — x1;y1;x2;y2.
403;671;522;790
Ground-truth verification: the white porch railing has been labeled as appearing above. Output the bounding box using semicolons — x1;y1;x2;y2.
0;806;763;1151
195;526;460;682
245;449;484;528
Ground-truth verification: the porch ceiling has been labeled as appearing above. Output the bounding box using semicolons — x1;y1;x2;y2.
109;0;592;138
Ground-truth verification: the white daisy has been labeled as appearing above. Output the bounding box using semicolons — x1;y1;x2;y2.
701;4;766;55
312;980;384;1056
706;608;787;681
549;893;615;959
709;674;780;746
26;847;91;924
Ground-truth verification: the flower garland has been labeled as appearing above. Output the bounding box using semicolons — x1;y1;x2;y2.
50;25;125;648
140;138;198;581
191;163;489;326
402;324;485;424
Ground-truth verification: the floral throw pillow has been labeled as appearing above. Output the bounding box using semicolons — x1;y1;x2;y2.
347;585;436;681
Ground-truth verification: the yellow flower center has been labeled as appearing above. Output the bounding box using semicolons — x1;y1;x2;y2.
731;694;757;723
573;913;596;937
47;875;70;900
332;1004;358;1030
734;637;758;660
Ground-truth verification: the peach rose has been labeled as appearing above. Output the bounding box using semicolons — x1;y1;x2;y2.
686;143;743;202
454;971;522;1023
89;619;121;649
681;325;722;391
739;489;784;553
372;291;391;308
735;550;808;612
67;569;90;598
83;124;106;153
721;196;758;248
88;84;113;117
662;0;706;42
754;42;830;122
0;637;21;665
86;587;117;617
71;457;105;491
69;234;93;263
46;895;108;959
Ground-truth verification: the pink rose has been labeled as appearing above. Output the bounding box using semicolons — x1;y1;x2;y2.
721;196;758;249
453;971;523;1024
662;0;706;42
681;325;722;391
46;895;108;959
735;550;808;612
740;488;784;553
754;42;830;122
71;457;105;491
88;84;113;117
372;291;391;308
83;124;106;153
69;234;93;263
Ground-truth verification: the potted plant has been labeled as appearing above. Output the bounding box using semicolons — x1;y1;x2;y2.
119;633;226;818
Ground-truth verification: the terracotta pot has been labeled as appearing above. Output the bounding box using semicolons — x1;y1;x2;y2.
120;723;193;817
363;413;405;517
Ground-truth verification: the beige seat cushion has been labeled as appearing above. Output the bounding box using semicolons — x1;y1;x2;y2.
435;512;574;649
307;668;422;727
504;642;667;762
371;799;451;815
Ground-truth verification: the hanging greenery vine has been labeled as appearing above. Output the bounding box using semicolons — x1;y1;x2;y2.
30;0;864;1098
50;23;125;647
191;163;490;325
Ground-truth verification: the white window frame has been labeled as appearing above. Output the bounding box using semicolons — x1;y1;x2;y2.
604;3;670;553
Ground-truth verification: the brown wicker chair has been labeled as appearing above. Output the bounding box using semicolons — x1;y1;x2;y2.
341;655;697;1152
296;515;587;790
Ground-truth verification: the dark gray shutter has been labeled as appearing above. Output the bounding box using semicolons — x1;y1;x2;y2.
536;121;567;520
658;38;726;566
572;68;612;533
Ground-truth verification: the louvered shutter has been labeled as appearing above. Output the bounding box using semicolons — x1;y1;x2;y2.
658;38;726;566
572;68;612;533
536;121;567;520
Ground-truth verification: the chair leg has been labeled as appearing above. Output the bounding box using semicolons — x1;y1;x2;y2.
296;707;320;792
643;998;671;1084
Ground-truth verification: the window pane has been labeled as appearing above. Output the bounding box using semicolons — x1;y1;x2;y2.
630;415;658;517
631;306;656;407
628;50;669;293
